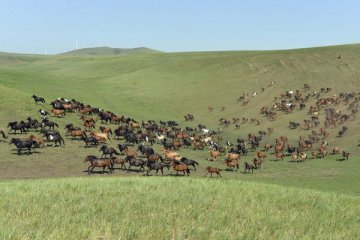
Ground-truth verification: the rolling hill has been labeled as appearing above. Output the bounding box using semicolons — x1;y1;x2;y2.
0;44;359;195
62;46;162;55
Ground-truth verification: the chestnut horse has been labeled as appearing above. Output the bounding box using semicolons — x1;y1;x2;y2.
205;166;222;177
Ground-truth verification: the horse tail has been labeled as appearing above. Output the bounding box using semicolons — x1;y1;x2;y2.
195;160;199;165
236;163;239;169
0;130;7;139
55;123;59;128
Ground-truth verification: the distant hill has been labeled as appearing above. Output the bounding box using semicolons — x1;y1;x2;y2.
62;47;162;55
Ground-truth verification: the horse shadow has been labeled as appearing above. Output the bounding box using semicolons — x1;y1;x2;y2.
11;150;41;155
336;158;347;162
82;170;112;174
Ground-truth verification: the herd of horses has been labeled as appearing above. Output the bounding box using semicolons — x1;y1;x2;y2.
1;85;357;178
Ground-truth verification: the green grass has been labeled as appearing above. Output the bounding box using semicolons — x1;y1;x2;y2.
0;177;359;240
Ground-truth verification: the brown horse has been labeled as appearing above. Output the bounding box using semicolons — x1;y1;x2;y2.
205;166;222;177
163;150;179;161
51;109;65;117
83;121;95;130
172;161;190;176
208;150;221;161
28;135;45;148
124;148;137;159
225;159;239;171
253;158;262;169
110;157;127;170
84;155;113;174
69;129;86;140
274;152;284;161
147;153;163;162
256;151;267;160
332;146;340;155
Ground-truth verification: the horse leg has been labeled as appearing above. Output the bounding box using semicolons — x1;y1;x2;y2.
88;166;92;174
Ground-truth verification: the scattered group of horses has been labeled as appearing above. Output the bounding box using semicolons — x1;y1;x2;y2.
2;84;357;178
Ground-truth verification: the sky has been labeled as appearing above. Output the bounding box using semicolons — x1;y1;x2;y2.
0;0;359;54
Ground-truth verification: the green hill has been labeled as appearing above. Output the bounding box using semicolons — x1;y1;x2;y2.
62;46;162;55
0;44;359;195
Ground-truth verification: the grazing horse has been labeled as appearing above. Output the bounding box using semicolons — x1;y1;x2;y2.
9;138;37;155
172;160;190;176
99;145;120;158
0;129;7;141
243;162;256;174
146;161;169;176
84;155;113;174
32;95;45;104
180;157;199;171
205;166;222;177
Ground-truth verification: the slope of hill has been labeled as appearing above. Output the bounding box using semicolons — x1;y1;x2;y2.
62;46;162;55
0;44;359;195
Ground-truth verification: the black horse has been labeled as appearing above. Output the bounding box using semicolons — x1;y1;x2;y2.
9;138;37;155
32;95;45;104
45;134;65;147
82;136;99;147
7;121;26;134
118;144;128;154
126;157;146;172
180;157;199;171
42;119;59;130
146;161;170;176
137;145;154;157
99;145;120;158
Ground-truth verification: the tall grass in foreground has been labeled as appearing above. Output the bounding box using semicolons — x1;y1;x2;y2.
0;177;359;239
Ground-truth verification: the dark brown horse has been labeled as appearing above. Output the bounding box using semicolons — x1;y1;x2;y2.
205;166;222;177
84;155;113;174
243;162;256;174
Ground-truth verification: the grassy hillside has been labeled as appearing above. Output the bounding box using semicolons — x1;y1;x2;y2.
0;44;359;196
0;177;359;239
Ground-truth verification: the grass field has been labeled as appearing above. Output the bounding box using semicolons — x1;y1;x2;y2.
0;177;359;240
0;45;359;239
